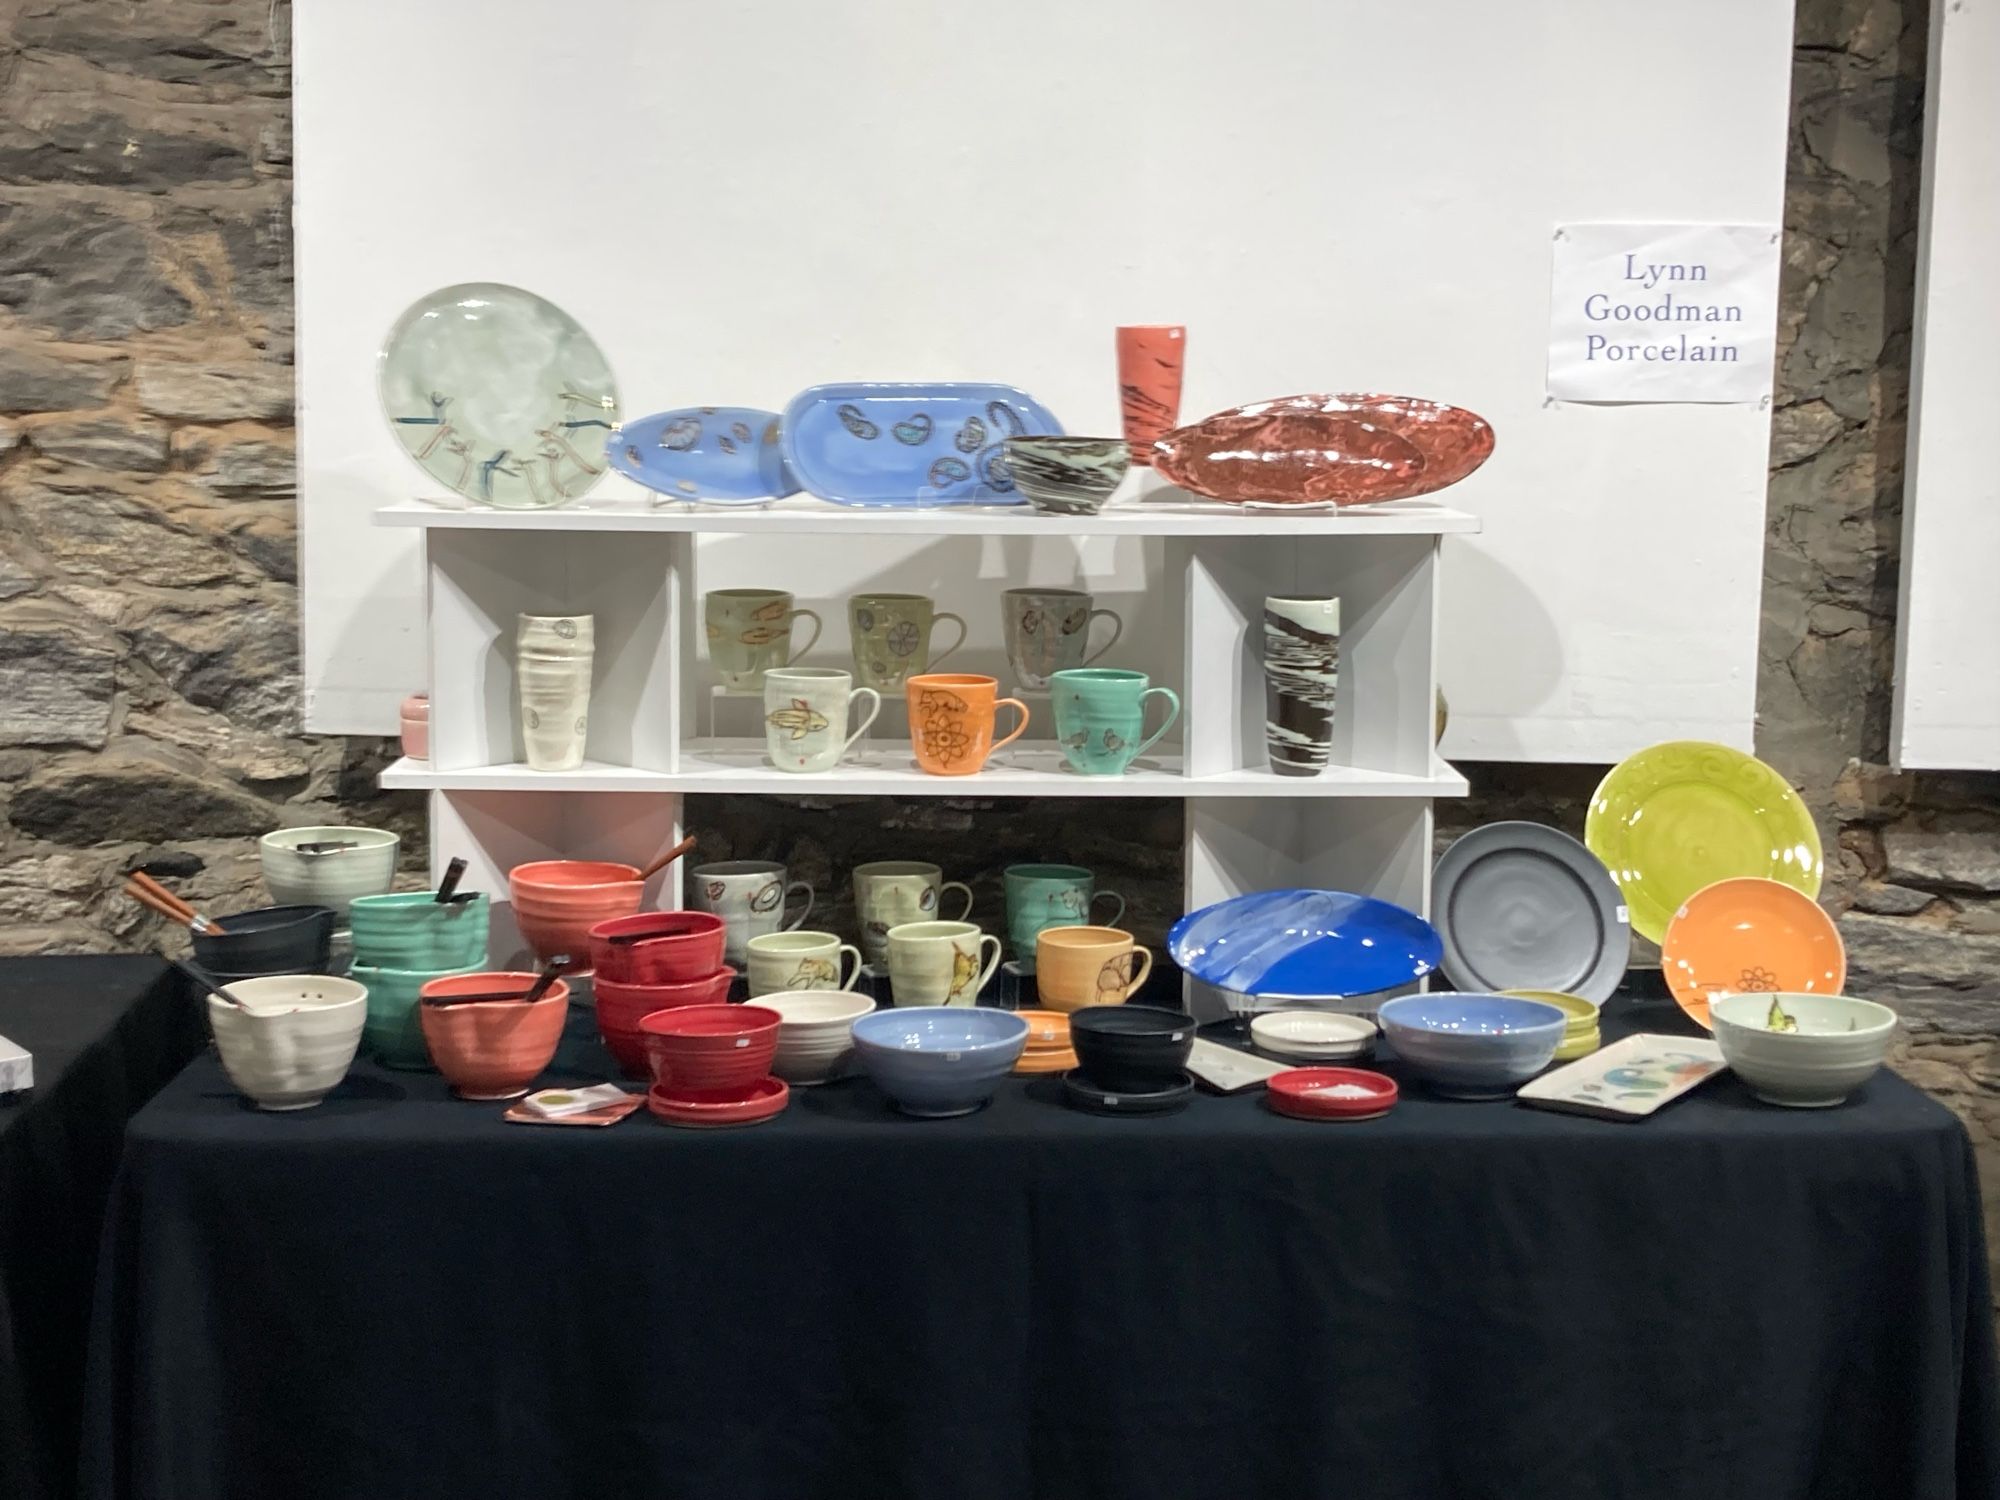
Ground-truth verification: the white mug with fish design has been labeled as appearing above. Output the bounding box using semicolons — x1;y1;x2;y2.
745;929;864;998
688;860;815;966
517;613;594;771
706;588;824;691
851;860;976;969
1001;588;1123;690
885;920;1002;1008
762;667;881;773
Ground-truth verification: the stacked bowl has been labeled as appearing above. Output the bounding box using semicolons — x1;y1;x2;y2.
1502;989;1601;1061
191;904;337;984
1012;1009;1078;1075
347;891;491;1069
639;1004;789;1127
588;912;734;1077
511;860;646;970
851;1007;1028;1118
1376;993;1567;1099
417;971;571;1099
1064;1005;1197;1115
1710;992;1896;1108
757;990;877;1085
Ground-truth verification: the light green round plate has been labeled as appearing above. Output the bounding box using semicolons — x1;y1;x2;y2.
1585;741;1821;946
378;282;618;509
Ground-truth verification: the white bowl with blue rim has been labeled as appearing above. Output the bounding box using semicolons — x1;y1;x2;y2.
850;1006;1029;1117
1376;993;1567;1099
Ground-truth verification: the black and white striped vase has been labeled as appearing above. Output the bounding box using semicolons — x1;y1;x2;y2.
1261;597;1339;776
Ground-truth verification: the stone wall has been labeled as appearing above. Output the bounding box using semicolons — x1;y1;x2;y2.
0;0;1993;1273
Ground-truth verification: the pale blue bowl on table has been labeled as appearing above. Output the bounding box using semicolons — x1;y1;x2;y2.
850;1007;1030;1117
348;892;490;971
1376;993;1567;1100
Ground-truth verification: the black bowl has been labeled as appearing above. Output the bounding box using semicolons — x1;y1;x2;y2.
1069;1005;1196;1092
191;904;337;975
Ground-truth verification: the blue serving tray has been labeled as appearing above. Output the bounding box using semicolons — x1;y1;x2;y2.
779;383;1063;507
1168;889;1443;1000
605;407;800;505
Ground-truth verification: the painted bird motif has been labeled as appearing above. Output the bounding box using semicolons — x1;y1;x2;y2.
766;698;830;740
946;946;980;1001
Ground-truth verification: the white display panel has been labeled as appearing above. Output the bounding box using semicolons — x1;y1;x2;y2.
295;0;1794;760
1894;0;2000;770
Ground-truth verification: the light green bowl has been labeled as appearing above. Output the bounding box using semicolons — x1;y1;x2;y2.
349;892;491;971
352;961;484;1070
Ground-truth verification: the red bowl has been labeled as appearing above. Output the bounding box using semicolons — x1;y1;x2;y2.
588;911;728;984
599;1024;648;1079
509;860;644;969
1266;1066;1399;1121
595;969;736;1073
638;1004;780;1093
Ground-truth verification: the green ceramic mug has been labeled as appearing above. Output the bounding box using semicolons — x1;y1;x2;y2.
1049;668;1181;776
1003;864;1126;968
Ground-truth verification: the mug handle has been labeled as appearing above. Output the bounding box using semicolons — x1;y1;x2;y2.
990;698;1031;754
927;611;968;669
1132;686;1181;760
1082;608;1124;667
973;933;1003;999
782;881;815;931
940;880;975;922
837;944;865;991
1091;889;1127;927
1119;945;1154;1001
787;608;823;662
843;687;882;755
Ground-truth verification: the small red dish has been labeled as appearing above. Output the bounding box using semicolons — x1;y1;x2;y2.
1266;1067;1399;1122
647;1075;789;1129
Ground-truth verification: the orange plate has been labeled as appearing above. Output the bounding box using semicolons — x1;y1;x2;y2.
1015;1048;1079;1075
1661;876;1847;1029
1015;1009;1072;1050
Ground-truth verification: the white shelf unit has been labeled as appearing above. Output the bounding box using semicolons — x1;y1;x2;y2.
377;480;1477;1014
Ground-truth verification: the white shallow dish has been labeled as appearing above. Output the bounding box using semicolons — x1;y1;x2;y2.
1710;992;1896;1108
1250;1010;1379;1061
208;976;368;1110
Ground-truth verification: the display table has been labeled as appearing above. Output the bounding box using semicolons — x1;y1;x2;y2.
82;991;1998;1500
1;958;207;1500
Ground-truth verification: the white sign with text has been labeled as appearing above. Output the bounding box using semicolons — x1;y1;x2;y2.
1548;222;1780;403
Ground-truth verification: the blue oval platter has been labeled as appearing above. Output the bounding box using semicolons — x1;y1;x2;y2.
605;406;800;505
1167;889;1443;1000
780;382;1063;507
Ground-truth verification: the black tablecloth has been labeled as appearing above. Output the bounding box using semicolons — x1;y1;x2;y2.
82;991;1999;1500
0;958;206;1500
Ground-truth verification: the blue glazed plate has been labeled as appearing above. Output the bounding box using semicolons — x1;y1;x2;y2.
780;383;1064;507
605;407;799;505
1168;889;1443;1000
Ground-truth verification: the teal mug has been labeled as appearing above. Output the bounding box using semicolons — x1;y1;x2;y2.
1004;864;1126;967
1049;668;1180;776
348;891;490;971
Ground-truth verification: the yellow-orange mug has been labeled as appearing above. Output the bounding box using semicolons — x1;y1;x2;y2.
906;673;1029;776
1036;925;1152;1013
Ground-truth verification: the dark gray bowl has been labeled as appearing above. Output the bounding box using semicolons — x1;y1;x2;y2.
191;904;337;976
1069;1004;1196;1092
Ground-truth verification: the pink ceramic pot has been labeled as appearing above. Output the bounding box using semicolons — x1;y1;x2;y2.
595;968;738;1077
416;972;570;1099
508;860;644;969
588;911;729;984
400;693;430;762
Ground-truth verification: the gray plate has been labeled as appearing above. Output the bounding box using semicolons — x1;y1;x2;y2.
1431;822;1630;1003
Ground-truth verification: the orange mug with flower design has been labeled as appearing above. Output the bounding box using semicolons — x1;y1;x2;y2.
1036;925;1153;1013
905;673;1029;776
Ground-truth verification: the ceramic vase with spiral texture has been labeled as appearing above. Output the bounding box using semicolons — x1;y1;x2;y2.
1262;597;1338;776
518;614;594;771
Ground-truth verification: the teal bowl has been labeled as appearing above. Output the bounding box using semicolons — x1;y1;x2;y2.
352;961;484;1069
348;892;490;971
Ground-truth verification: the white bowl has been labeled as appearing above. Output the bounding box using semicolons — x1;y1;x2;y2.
1249;1010;1379;1061
756;989;877;1085
259;826;400;919
208;975;368;1110
1711;992;1897;1108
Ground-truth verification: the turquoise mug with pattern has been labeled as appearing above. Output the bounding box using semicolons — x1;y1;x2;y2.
1049;668;1181;776
1004;864;1126;968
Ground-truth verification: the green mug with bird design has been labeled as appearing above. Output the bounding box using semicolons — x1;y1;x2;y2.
1049;668;1181;776
885;920;1002;1008
763;667;881;773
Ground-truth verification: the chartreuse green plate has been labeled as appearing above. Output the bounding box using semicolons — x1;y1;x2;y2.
1585;741;1821;946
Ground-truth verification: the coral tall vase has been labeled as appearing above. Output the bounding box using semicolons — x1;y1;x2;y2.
1115;325;1185;465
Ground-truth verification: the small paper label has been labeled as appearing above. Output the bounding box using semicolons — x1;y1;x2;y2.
1615;905;1630;924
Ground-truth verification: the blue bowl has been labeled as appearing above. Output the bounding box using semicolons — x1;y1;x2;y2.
851;1007;1030;1117
1376;993;1566;1099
